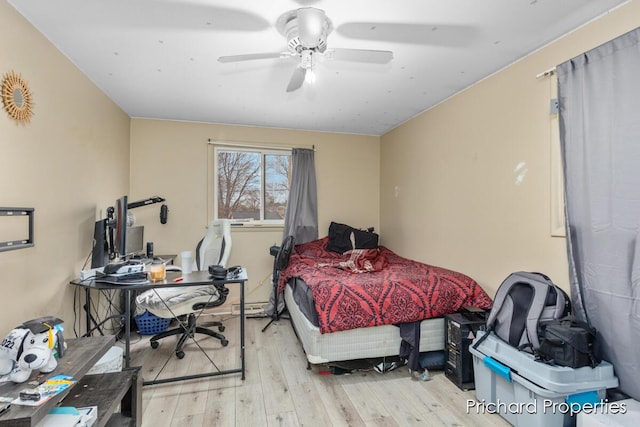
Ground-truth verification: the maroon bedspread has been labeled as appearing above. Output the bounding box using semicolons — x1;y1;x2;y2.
279;237;492;334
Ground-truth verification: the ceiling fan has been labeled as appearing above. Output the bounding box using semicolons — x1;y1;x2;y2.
218;7;393;92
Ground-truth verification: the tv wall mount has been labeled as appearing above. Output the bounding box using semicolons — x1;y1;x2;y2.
0;207;34;252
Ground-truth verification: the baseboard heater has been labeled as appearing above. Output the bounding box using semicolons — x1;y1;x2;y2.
232;302;267;316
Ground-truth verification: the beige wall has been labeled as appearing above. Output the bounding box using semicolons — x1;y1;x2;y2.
380;1;640;297
3;0;638;338
129;119;379;304
0;2;130;337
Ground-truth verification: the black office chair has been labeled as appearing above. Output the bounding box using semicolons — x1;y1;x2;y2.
262;235;295;332
136;220;231;359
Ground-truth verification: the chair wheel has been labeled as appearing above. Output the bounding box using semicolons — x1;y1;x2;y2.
150;341;159;349
218;325;225;332
221;339;229;346
176;350;185;359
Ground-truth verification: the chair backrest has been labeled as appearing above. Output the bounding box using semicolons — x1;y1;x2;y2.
195;219;232;270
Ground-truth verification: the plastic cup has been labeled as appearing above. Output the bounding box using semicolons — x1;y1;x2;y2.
181;251;193;274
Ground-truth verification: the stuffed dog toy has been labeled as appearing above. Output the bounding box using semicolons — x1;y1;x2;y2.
0;317;64;383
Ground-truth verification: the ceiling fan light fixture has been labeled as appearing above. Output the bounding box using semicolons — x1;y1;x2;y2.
296;7;330;48
305;69;316;85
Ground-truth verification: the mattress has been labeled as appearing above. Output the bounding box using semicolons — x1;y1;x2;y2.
284;283;445;365
280;237;493;335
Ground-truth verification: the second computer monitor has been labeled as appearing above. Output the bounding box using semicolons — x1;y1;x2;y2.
125;225;144;257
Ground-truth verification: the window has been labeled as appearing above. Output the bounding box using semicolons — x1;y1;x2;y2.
211;145;291;225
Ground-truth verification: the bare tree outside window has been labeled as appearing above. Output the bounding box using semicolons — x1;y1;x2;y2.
215;148;290;223
265;154;290;219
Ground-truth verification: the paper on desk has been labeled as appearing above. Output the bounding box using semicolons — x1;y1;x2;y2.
12;375;76;406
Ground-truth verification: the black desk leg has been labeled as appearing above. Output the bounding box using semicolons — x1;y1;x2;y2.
83;288;106;337
85;288;91;334
124;289;131;369
240;280;245;380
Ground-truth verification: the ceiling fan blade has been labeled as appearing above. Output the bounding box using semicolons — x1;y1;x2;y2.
336;23;478;47
326;48;393;64
286;67;307;92
297;7;328;47
218;52;291;63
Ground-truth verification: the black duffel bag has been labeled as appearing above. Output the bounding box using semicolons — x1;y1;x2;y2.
537;317;601;368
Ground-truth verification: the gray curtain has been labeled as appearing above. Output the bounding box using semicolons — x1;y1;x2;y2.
264;148;318;316
557;27;640;400
283;148;318;244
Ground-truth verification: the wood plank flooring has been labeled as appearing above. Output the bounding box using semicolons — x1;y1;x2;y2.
126;314;510;427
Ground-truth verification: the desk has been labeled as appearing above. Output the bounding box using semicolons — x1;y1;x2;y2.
69;269;247;385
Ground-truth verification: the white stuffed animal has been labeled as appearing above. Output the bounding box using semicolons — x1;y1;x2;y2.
0;317;64;383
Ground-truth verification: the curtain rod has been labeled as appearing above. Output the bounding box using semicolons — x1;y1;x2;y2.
536;66;556;79
207;139;315;151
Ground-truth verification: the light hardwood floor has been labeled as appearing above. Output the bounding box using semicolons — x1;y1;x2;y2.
126;314;510;426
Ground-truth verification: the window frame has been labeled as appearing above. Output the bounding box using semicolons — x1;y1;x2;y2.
209;144;291;227
549;73;566;237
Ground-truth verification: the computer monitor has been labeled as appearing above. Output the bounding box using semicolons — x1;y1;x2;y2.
90;218;109;268
125;226;144;256
97;194;162;263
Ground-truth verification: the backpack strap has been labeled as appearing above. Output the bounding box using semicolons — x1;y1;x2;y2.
471;326;492;350
484;273;523;330
524;273;559;350
474;272;530;350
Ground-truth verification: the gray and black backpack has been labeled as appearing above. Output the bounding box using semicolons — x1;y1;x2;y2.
474;271;571;353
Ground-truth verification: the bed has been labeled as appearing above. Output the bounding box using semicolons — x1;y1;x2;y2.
278;233;493;367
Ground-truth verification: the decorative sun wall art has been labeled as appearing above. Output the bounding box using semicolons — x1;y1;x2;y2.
1;70;34;124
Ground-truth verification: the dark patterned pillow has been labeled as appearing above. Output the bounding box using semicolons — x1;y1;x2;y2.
353;228;379;249
326;222;354;254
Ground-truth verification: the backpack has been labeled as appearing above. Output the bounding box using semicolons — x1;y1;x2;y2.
474;272;571;353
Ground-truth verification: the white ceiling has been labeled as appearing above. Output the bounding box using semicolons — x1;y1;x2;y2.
9;0;628;136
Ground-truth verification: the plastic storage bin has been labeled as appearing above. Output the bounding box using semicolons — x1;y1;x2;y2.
577;398;640;426
469;331;619;427
135;310;171;335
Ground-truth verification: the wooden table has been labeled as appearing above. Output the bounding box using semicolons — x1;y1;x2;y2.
0;335;141;427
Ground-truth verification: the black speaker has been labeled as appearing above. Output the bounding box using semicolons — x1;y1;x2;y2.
444;311;486;391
